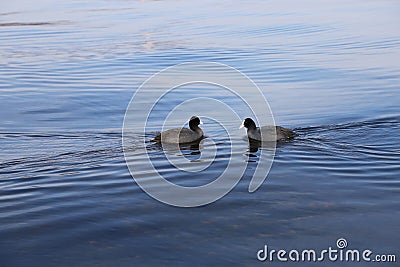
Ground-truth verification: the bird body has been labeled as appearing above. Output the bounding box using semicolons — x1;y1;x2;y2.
240;118;295;142
153;116;203;144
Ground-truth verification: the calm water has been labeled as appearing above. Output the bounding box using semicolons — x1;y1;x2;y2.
1;0;400;266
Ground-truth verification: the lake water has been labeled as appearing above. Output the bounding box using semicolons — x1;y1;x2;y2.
1;0;399;266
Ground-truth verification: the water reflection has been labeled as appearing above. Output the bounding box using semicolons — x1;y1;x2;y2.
242;139;276;164
156;140;202;161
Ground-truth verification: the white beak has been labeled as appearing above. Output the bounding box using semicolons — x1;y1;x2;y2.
239;122;244;129
199;119;203;125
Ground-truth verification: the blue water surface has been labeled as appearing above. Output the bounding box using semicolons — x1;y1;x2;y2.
1;0;399;266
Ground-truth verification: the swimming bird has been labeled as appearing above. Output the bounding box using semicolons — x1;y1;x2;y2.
153;116;204;144
240;118;295;142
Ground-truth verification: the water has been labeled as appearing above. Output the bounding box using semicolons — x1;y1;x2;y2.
1;0;399;266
